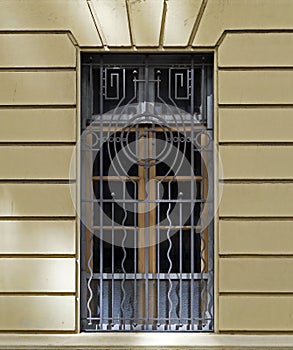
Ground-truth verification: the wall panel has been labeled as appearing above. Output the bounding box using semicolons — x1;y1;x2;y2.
0;258;75;292
220;146;293;179
219;184;293;217
0;146;75;180
0;296;75;330
90;0;130;46
127;0;163;46
219;70;293;105
219;220;293;255
193;0;293;46
219;33;293;67
0;71;76;105
0;220;75;254
164;0;202;46
220;258;293;292
219;296;293;331
0;109;76;142
0;34;76;68
0;0;101;47
219;108;293;143
0;184;75;217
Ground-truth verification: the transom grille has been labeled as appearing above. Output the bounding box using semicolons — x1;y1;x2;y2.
80;54;214;331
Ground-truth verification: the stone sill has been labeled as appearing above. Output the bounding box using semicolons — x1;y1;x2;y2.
1;334;293;349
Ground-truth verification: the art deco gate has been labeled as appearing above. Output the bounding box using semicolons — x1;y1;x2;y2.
80;54;214;331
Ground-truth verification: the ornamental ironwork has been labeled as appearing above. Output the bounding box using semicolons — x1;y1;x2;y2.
80;54;214;331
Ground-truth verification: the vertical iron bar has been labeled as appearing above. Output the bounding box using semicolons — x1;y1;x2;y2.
207;64;214;328
209;67;215;327
156;181;160;327
120;181;128;330
166;181;173;330
179;192;183;325
111;193;115;328
134;125;139;327
99;57;104;328
190;58;195;330
201;62;207;126
89;63;95;326
145;57;149;330
145;165;149;330
86;235;94;325
207;63;213;130
133;182;138;327
200;140;205;329
199;62;208;330
80;225;87;328
80;64;90;329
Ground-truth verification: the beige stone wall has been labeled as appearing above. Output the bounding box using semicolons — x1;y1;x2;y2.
0;31;77;332
0;0;293;346
218;30;293;332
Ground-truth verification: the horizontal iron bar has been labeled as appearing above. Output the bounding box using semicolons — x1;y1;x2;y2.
87;273;210;280
92;176;203;182
87;317;212;321
82;63;213;68
84;321;213;331
91;225;202;231
81;199;208;203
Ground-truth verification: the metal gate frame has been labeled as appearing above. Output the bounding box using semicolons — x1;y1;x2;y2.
80;53;214;332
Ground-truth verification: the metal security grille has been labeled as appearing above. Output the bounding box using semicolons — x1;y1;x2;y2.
80;54;214;332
